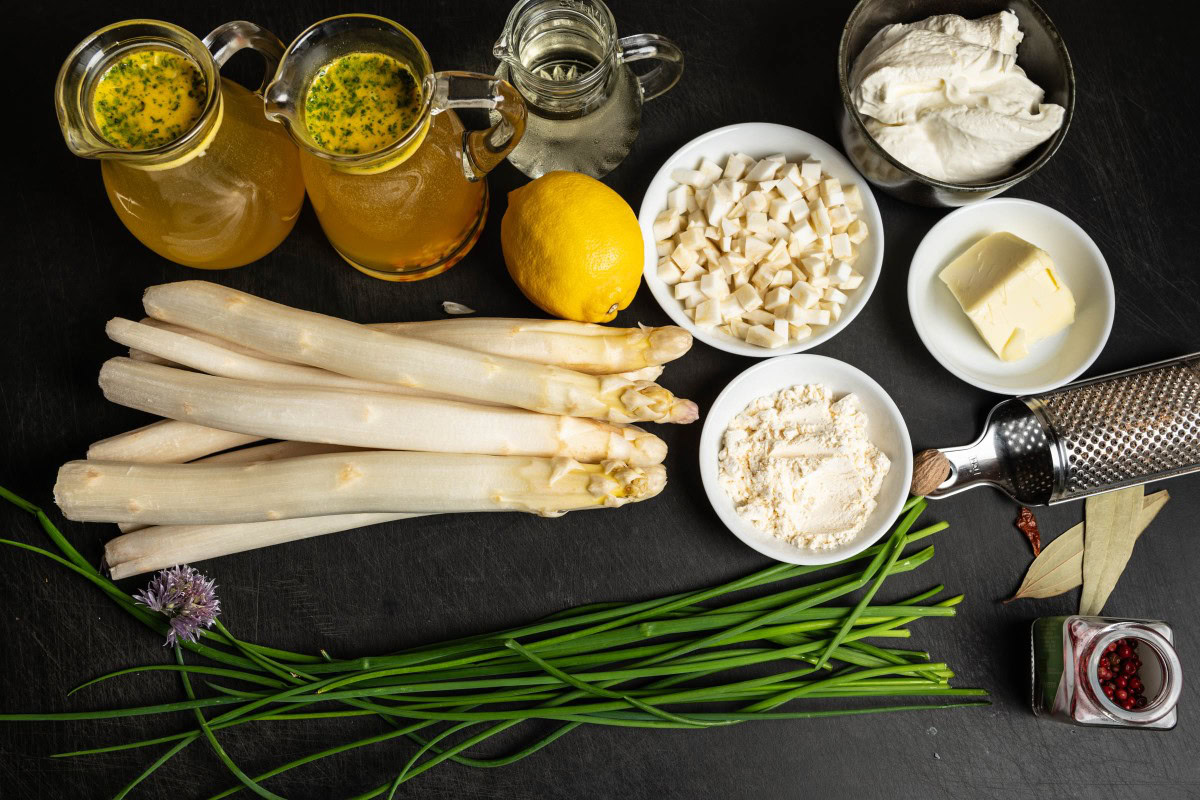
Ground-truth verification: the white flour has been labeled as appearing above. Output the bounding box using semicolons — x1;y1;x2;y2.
718;384;890;550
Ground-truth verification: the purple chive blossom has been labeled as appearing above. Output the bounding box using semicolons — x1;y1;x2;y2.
134;566;221;647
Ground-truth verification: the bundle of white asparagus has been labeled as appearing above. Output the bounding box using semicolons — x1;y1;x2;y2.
54;282;697;578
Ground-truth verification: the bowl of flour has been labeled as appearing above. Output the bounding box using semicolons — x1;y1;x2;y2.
699;354;913;565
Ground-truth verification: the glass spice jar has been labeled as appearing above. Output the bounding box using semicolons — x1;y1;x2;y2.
1032;615;1181;729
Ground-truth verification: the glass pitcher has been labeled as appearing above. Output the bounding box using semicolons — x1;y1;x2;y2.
494;0;683;178
55;20;305;270
264;14;527;282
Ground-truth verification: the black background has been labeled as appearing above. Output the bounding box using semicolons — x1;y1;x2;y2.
3;1;1199;798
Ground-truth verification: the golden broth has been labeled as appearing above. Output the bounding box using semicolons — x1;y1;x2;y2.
92;49;206;150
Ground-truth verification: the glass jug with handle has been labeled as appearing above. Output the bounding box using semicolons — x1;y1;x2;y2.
263;14;528;282
493;0;683;178
55;20;305;269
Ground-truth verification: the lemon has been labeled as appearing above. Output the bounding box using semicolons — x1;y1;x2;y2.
501;171;644;323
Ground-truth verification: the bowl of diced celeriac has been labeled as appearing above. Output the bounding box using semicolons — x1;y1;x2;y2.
639;123;885;356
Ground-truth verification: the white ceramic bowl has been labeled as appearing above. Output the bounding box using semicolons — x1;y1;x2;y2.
699;354;913;565
639;123;885;357
907;198;1114;395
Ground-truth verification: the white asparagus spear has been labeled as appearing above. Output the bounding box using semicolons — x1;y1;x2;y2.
114;441;365;534
369;319;692;374
105;513;421;580
99;358;667;465
134;318;296;364
55;452;667;524
131;316;691;375
87;419;261;463
108;317;489;405
142;281;699;425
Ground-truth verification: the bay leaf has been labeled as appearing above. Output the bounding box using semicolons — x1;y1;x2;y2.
1080;486;1144;616
1007;490;1168;602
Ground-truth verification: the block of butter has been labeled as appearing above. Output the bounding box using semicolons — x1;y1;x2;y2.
939;232;1075;361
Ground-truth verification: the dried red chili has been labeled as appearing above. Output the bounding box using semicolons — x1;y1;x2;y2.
1016;506;1042;556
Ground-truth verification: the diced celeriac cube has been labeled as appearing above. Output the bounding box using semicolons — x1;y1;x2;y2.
776;178;802;203
769;196;791;223
763;239;789;268
847;218;869;244
733;283;763;312
694;187;709;208
800;159;822;185
745;211;769;235
781;163;803;187
831;260;854;285
671;244;698;269
700;272;730;300
720;294;744;320
790;281;821;308
766;219;791;241
790;323;812;340
674;280;702;300
744;308;776;326
743;191;768;213
723;153;753;180
683;292;704;309
701;242;721;265
794;307;832;326
769;269;794;288
758;180;780;194
680;263;706;282
843;184;863;212
698;157;724;185
671;169;709;188
685;193;699;213
687;209;705;228
763;286;790;311
731;270;750;289
831;233;852;260
679;228;707;249
828;205;853;230
809;274;831;288
703;226;720;240
694;298;721;327
790;220;817;246
656;240;673;257
720;216;740;237
743;236;771;263
668;185;692;213
810;201;832;236
727;202;745;219
773;316;790;341
705;187;732;226
746;324;786;348
841;270;864;290
820;300;843;321
727;317;750;339
800;255;827;278
658;259;683;285
820;177;844;207
824;287;848;304
653;212;681;241
750;265;777;292
745;159;781;182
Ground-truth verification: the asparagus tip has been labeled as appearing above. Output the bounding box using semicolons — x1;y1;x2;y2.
647;326;693;364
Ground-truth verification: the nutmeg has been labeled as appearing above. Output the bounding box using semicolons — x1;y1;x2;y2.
911;449;951;496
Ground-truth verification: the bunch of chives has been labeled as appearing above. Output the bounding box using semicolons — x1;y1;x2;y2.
0;486;987;800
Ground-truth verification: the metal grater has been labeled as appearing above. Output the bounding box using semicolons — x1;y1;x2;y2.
927;354;1200;505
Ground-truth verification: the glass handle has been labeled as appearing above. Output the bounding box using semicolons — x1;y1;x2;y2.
618;34;684;102
429;71;528;182
202;20;285;95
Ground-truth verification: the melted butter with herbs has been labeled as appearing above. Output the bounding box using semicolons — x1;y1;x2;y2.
91;49;207;150
303;52;421;155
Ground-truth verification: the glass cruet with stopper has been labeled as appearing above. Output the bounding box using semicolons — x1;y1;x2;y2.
55;19;305;269
493;0;684;178
263;14;528;282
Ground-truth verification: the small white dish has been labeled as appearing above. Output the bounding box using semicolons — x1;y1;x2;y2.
639;122;885;357
907;198;1115;395
698;354;913;565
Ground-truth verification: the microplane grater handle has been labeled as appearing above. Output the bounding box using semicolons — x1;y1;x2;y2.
1023;354;1200;502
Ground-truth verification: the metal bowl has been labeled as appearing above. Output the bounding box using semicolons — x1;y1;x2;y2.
837;0;1075;207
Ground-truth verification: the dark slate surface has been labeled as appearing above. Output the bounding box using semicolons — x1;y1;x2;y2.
2;1;1198;797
